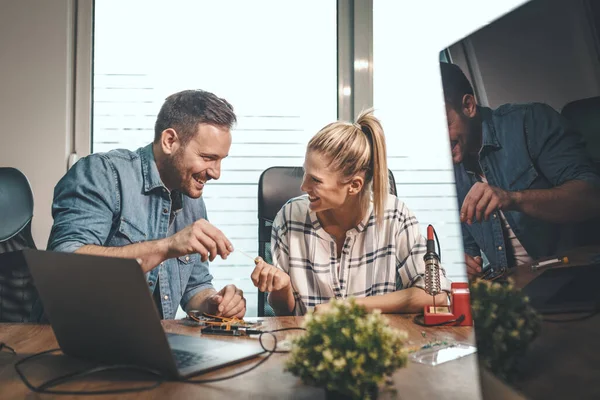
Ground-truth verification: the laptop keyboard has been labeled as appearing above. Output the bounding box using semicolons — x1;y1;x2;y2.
172;349;218;369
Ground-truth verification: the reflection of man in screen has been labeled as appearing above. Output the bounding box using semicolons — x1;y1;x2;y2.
440;62;600;280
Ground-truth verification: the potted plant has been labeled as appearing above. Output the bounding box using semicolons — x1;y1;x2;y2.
469;278;542;382
285;298;409;400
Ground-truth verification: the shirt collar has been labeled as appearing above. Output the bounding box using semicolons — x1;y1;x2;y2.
479;106;502;150
140;143;166;193
354;201;373;233
140;144;184;211
308;198;374;235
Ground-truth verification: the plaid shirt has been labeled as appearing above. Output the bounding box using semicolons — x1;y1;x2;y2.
271;194;452;315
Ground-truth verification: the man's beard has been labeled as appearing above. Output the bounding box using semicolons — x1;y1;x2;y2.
462;114;482;156
162;149;186;193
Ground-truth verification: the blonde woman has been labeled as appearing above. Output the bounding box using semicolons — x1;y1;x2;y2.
251;110;451;316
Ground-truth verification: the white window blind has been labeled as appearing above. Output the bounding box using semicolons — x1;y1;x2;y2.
373;2;467;282
93;0;337;317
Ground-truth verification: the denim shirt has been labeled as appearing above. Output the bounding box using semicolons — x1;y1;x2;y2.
454;103;600;268
47;144;214;319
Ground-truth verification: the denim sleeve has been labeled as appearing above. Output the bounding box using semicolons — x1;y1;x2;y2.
461;224;481;258
180;259;215;310
47;155;118;253
180;205;215;310
527;103;600;187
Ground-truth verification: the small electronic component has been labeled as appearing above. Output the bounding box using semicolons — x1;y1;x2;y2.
186;311;264;335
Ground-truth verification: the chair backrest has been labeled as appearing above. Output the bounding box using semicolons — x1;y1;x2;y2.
561;98;600;247
0;167;44;322
256;166;397;316
561;96;600;162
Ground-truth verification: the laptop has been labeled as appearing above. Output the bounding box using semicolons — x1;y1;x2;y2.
521;263;600;314
23;249;265;379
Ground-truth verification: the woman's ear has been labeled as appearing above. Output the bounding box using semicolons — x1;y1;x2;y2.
348;175;364;196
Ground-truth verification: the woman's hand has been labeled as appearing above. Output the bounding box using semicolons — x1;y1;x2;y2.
250;257;291;292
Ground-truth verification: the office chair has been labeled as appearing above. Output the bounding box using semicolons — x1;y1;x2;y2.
0;167;45;322
561;97;600;246
561;96;600;163
257;166;397;317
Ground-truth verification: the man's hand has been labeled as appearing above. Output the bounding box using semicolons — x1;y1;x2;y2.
461;182;515;224
166;219;233;262
251;257;291;293
465;253;483;280
207;284;246;318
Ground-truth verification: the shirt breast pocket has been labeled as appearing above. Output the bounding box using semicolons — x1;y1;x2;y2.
508;164;538;191
112;217;147;246
177;253;198;293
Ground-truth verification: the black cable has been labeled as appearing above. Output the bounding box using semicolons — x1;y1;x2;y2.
13;327;306;395
432;225;442;262
413;313;466;327
14;348;165;395
542;309;599;323
0;342;16;355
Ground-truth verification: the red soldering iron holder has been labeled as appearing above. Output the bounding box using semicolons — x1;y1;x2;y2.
423;282;473;326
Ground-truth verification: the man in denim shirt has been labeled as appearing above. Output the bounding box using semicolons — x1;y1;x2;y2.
48;90;247;319
440;62;600;279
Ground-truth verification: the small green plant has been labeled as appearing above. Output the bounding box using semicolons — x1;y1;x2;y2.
285;298;408;400
470;278;542;382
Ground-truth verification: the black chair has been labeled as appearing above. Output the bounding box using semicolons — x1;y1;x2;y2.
257;166;397;317
0;167;45;322
561;97;600;247
561;96;600;163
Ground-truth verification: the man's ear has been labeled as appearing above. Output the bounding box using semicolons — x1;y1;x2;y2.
160;128;180;155
348;175;364;196
462;94;477;118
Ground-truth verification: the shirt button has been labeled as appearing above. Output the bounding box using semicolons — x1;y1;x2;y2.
163;208;168;213
185;256;190;262
164;295;169;300
148;281;153;286
498;246;503;251
493;214;497;219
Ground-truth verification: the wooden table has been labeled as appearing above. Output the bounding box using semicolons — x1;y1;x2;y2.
500;245;600;400
0;315;483;399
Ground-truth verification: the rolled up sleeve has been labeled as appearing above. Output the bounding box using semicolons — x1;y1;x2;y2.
181;206;215;309
180;259;215;310
271;209;291;273
528;103;600;188
47;155;118;252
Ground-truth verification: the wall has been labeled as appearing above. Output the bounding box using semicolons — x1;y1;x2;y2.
0;0;75;248
450;0;600;110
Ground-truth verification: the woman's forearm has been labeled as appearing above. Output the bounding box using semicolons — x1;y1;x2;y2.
355;287;448;313
267;284;296;316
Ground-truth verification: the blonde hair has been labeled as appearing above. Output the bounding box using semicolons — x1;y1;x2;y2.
307;109;389;226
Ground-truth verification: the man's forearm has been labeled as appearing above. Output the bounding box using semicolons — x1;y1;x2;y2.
75;240;169;273
510;180;600;223
184;288;218;314
355;287;448;314
267;284;296;316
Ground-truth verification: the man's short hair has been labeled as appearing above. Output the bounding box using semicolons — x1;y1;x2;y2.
440;62;474;111
154;89;237;145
